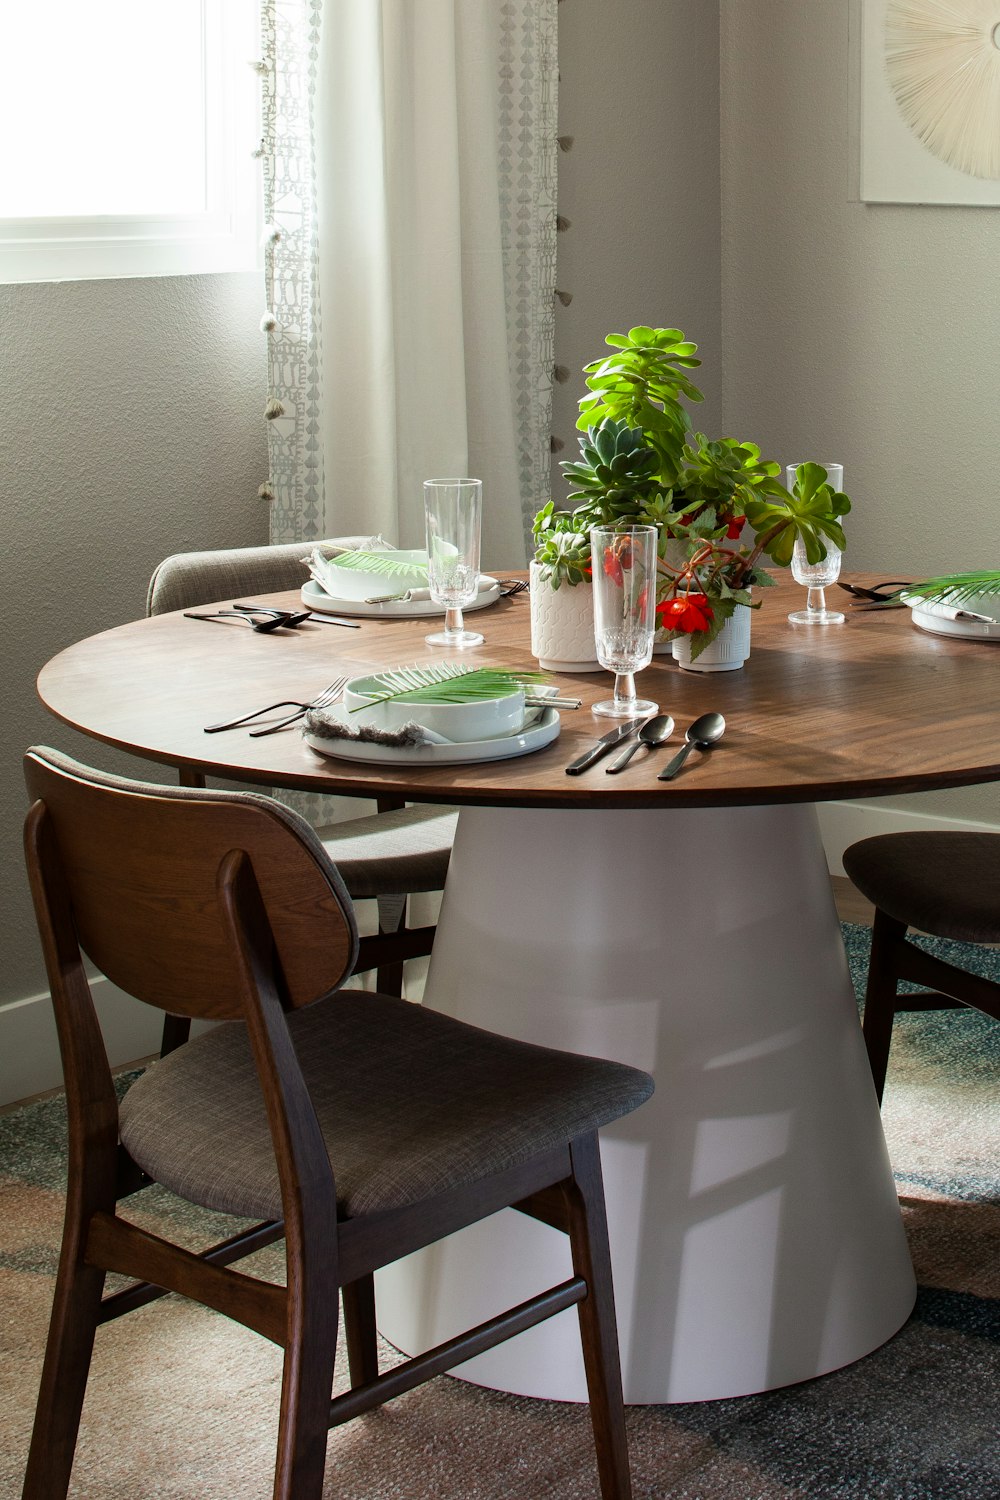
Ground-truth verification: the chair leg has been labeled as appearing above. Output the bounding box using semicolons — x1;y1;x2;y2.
375;893;407;997
565;1134;633;1500
159;1013;192;1056
862;909;908;1106
342;1273;379;1387
21;1250;107;1498
272;1285;340;1500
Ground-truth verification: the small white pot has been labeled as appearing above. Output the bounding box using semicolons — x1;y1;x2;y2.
528;562;599;671
672;605;752;673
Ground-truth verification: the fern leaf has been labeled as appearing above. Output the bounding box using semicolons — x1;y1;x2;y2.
909;570;1000;607
332;550;429;579
348;661;547;711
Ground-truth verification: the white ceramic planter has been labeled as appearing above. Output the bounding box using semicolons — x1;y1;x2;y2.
672;604;752;672
528;562;599;671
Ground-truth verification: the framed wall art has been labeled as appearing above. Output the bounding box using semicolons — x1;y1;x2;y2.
861;0;1000;204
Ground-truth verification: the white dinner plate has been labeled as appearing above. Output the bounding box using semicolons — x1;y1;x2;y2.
303;705;560;765
300;576;500;620
901;592;1000;642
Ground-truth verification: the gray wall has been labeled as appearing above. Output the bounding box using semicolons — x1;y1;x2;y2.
2;274;268;1006
553;0;722;491
720;0;1000;825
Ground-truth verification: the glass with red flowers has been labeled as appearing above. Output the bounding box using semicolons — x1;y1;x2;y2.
590;524;659;718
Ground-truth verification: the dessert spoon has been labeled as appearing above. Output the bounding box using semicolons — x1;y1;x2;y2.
605;714;675;773
658;711;726;781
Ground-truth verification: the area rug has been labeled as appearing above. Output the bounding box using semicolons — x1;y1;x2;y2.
1;925;998;1499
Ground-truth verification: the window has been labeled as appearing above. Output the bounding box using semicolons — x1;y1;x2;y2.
0;0;260;282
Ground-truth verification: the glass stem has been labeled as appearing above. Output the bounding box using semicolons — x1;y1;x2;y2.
444;605;465;638
613;671;637;710
807;586;827;614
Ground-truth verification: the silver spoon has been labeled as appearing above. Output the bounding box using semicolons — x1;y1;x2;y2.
183;609;309;633
657;711;726;781
605;713;675;774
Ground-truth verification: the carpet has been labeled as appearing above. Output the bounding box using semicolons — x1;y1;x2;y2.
1;925;998;1499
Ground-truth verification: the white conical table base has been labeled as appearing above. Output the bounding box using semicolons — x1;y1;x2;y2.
375;803;915;1403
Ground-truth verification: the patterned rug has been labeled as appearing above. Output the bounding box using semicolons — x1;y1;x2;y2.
1;925;998;1499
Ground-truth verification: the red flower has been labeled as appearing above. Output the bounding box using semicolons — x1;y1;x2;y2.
655;594;714;634
602;548;623;586
726;515;746;540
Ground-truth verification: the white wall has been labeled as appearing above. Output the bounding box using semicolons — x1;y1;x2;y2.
2;274;268;1054
553;0;722;487
719;0;1000;828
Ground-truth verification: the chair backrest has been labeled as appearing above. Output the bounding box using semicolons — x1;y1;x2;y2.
24;747;358;1021
146;537;380;615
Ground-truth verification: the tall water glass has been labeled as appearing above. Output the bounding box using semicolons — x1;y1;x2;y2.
590;524;659;718
786;463;845;625
424;478;484;648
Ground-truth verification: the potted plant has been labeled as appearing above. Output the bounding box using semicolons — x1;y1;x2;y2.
529;325;851;670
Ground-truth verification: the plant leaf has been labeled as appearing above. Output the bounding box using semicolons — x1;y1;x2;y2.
348;662;547;711
331;550;428;579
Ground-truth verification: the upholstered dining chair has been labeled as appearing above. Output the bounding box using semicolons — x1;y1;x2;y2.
842;831;1000;1103
21;746;652;1500
147;538;457;1007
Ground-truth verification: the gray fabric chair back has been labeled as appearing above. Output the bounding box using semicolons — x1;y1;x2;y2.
146;537;378;615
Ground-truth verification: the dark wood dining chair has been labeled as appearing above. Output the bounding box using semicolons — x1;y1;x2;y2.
21;746;653;1500
147;539;458;1005
843;831;1000;1102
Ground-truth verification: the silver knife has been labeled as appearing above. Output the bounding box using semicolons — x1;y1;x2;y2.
565;719;644;775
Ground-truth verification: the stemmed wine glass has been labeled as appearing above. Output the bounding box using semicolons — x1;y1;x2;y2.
424;478;484;648
590;524;659;718
786;463;846;625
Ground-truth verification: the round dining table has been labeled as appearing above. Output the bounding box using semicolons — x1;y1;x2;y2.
36;572;1000;1405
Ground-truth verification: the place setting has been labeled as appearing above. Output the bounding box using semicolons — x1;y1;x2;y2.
300;661;579;766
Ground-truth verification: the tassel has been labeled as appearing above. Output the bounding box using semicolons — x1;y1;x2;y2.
251;141;265;160
258;482;276;502
555;288;573;306
260;312;278;332
249;59;269;76
556;214;572;232
553;365;570;384
550;436;566;453
557;135;574;152
261;224;282;247
264;398;285;420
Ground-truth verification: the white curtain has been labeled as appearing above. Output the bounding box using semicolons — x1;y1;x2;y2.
261;0;557;569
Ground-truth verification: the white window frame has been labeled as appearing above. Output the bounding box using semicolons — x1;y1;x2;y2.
0;1;261;284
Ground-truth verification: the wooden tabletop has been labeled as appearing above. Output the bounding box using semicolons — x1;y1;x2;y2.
35;574;1000;809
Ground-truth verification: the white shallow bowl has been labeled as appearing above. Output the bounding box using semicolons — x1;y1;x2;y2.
343;671;525;743
317;548;429;602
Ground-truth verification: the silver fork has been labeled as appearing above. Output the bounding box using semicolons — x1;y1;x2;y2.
204;676;348;735
248;676;349;736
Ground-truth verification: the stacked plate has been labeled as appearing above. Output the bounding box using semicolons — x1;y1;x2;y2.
301;545;500;620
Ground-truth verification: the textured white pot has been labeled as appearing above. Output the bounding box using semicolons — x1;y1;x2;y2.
672;603;752;672
528;562;599;671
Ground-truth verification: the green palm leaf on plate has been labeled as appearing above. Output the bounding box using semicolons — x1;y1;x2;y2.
907;570;1000;607
349;661;548;711
332;550;429;579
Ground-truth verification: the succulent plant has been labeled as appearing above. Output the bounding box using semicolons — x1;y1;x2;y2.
561;419;665;521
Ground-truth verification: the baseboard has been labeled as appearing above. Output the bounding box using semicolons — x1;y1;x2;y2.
817;799;1000;875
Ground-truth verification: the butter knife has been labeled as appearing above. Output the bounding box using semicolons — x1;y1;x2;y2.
565;719;644;775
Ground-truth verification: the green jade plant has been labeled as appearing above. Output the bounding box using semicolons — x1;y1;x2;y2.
534;325;851;658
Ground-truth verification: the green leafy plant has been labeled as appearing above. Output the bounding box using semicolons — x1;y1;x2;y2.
531;326;852;654
349;661;546;711
576;325;703;487
531;502;592;588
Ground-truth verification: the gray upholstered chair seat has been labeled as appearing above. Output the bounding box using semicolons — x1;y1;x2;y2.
318;805;456;896
842;832;1000;946
119;991;653;1223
